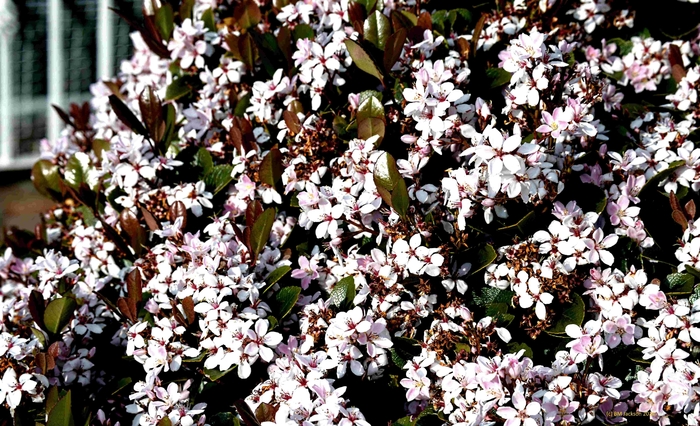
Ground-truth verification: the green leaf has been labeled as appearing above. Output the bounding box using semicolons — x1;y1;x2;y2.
486;302;514;326
250;208;276;263
276;286;301;319
469;245;497;276
506;342;533;358
293;24;314;41
329;276;356;308
204;165;235;194
358;117;385;142
640;160;685;195
373;152;401;191
686;265;700;280
608;37;634;56
43;298;77;335
202;8;216;32
259;147;283;186
486;68;512;88
165;77;192;101
364;11;391;50
155;4;174;39
666;272;693;290
262;265;292;294
47;390;74;426
344;39;384;85
391;177;409;219
234;93;252;117
497;210;535;235
389;348;407;368
32;159;62;199
204;365;237;381
195;148;214;176
473;287;514;307
357;95;384;121
109;377;133;396
390;10;416;32
546;293;585;336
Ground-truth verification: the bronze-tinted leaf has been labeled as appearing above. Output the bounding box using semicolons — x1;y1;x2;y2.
140;205;160;231
117;297;137;323
234;0;261;29
119;208;147;255
416;11;432;30
668;44;686;83
276;26;293;68
169;200;188;230
182;296;195;325
673;209;689;231
383;29;407;72
391;10;416;32
348;2;365;27
127;268;143;304
52;105;73;128
246;200;264;230
255;403;278;423
28;290;46;331
686;199;696;219
283;110;301;135
139;86;165;144
670;190;682;213
239;32;257;72
109;95;149;137
234;400;261;426
470;13;487;60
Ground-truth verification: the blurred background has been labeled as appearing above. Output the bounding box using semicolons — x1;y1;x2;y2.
0;0;142;233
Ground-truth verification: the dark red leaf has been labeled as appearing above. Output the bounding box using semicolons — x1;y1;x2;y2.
182;296;195;325
109;95;149;137
169;201;188;230
140;205;161;231
127;268;143;304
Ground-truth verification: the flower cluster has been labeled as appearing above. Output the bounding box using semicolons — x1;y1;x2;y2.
4;0;700;425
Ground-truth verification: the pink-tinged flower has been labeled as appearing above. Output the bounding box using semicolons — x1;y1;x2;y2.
291;256;319;289
245;319;283;363
235;175;256;200
400;368;431;401
583;229;618;265
650;340;689;375
536;107;571;138
496;387;541;426
606;195;640;227
602;315;639;348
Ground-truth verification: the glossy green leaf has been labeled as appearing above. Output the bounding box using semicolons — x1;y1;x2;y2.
250;208;276;263
364;11;391;50
666;272;693;289
262;265;292;294
204;365;237;381
373;152;401;191
640;160;685;195
329;276;356;308
390;10;416;31
155;4;174;39
201;8;216;32
546;293;585;336
486;68;512;88
32;159;62;199
204;165;235;194
43;298;77;335
506;342;533;358
469;245;497;276
391;177;409;219
109;95;148;137
276;286;301;319
344;39;384;84
195;148;214;176
165;78;192;101
357;95;384;121
259;147;283;186
47;390;74;426
65;152;91;190
293;24;314;41
358;117;385;142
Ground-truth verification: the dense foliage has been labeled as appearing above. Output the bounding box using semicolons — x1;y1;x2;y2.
4;0;700;425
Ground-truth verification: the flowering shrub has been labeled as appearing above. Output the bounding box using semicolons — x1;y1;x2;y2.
5;0;700;424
